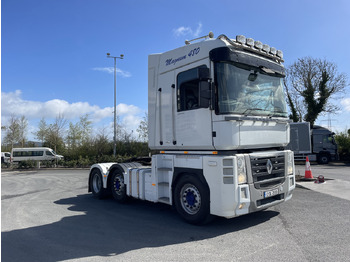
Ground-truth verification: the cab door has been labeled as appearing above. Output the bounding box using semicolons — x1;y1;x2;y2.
174;62;214;150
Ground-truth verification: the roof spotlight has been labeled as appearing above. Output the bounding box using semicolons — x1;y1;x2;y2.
236;35;246;45
246;38;254;47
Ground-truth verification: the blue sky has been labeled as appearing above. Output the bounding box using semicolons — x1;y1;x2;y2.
1;0;350;141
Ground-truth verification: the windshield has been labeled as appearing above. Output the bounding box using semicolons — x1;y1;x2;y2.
215;62;288;117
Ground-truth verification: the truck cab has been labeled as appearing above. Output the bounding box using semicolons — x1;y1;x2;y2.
148;34;289;151
312;125;338;164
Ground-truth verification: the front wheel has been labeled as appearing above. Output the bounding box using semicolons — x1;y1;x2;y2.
174;175;211;225
110;169;128;203
318;154;330;164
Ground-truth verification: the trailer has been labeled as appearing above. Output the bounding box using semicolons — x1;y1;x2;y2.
88;32;296;224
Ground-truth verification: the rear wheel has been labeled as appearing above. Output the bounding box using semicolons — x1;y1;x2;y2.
110;169;127;203
174;174;211;225
90;169;106;198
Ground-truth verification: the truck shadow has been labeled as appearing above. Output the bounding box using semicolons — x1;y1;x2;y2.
2;194;279;262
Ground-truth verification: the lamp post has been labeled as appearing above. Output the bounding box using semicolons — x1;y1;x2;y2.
107;53;124;157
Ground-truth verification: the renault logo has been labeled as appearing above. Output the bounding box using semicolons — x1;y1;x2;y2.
266;159;273;175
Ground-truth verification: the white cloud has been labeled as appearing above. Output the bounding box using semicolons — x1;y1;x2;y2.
173;26;192;37
193;22;203;38
92;67;132;78
117;103;140;116
1;90;144;139
341;97;350;111
121;114;142;136
173;22;203;38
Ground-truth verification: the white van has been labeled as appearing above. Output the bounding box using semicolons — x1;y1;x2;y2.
11;147;64;162
1;152;11;163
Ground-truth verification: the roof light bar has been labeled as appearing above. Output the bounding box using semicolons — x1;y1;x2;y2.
217;34;284;63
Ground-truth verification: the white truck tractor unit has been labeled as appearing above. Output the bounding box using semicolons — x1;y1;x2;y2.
88;33;295;224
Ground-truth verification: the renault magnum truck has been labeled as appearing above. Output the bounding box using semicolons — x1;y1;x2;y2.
88;32;295;224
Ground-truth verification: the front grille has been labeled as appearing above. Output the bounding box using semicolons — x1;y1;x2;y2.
250;155;285;189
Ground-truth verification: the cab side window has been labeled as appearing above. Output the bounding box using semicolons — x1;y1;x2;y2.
177;66;208;111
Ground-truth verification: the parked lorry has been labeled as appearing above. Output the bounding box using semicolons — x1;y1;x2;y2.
88;32;296;224
287;122;338;164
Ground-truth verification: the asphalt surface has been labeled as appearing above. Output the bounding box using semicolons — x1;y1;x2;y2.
1;166;350;262
295;163;350;201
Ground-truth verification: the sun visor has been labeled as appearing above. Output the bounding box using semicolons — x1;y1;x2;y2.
209;47;285;77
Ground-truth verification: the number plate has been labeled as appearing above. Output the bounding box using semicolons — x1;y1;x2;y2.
263;189;279;198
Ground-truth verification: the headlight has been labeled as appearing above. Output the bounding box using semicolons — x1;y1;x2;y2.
287;151;294;175
236;155;247;184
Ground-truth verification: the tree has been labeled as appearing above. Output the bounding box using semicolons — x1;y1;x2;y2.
66;114;92;148
46;114;67;153
66;122;82;150
18;116;28;147
335;129;350;162
3;115;21;149
286;57;347;127
285;86;300;122
137;112;148;142
79;114;92;144
34;117;48;144
93;126;112;157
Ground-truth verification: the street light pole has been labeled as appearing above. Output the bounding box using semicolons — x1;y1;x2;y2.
107;53;124;157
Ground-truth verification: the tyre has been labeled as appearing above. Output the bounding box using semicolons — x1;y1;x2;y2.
110;169;128;203
174;174;211;225
90;169;106;198
318;154;330;164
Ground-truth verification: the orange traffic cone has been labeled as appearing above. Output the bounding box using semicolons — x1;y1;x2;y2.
304;156;314;179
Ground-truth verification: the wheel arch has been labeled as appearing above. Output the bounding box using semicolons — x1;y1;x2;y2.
106;162;143;190
172;167;210;204
88;167;101;192
88;163;115;192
